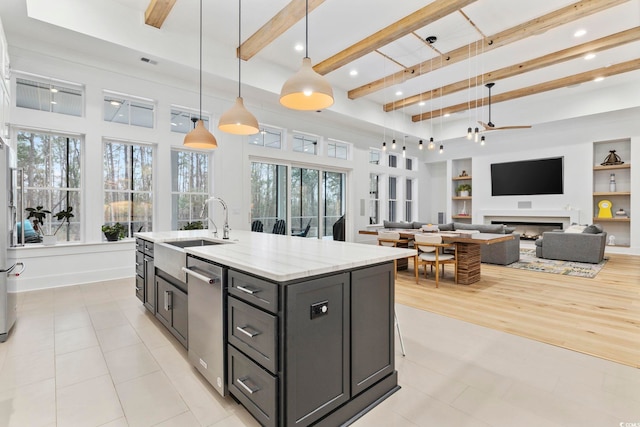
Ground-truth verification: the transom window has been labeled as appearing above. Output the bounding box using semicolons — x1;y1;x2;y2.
170;107;210;134
16;76;83;117
369;150;381;165
327;140;348;160
388;176;397;221
250;125;282;149
103;91;154;128
103;139;153;237
293;134;318;155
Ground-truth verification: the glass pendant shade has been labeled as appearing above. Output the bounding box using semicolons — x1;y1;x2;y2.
218;97;259;135
280;57;334;111
184;120;218;149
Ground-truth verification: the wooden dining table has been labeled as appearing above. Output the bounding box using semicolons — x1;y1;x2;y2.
359;229;515;285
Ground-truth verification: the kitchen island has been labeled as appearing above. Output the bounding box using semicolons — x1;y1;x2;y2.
135;230;414;427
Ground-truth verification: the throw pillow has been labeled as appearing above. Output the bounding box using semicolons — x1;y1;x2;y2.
582;224;603;234
437;223;454;231
383;220;410;229
565;224;587;233
503;226;516;234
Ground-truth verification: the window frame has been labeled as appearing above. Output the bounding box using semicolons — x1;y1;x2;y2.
15;73;84;117
103;90;155;128
292;133;318;155
170;148;210;230
170;106;211;135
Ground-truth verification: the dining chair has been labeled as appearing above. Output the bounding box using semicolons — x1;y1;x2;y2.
377;230;418;284
272;219;286;235
414;233;458;288
251;220;264;232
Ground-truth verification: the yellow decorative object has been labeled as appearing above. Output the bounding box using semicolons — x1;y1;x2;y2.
597;200;613;218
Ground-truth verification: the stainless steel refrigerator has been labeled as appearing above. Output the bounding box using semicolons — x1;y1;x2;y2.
1;137;22;342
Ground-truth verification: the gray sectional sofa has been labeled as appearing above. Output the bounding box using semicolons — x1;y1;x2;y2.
383;221;520;265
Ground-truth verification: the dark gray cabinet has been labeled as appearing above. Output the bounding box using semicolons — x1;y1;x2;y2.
155;273;188;348
135;238;154;305
227;263;397;427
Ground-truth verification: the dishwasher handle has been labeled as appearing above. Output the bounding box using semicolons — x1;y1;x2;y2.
182;267;220;285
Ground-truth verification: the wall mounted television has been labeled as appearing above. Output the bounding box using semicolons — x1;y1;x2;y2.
491;157;564;196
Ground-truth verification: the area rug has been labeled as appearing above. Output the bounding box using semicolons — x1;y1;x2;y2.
504;248;607;278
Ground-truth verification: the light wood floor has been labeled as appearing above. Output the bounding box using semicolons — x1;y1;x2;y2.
394;252;640;368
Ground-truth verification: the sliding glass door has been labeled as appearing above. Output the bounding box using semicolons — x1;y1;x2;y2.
251;161;346;239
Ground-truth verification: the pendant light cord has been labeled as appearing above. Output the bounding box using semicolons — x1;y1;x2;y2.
305;0;309;59
238;0;242;97
199;0;203;121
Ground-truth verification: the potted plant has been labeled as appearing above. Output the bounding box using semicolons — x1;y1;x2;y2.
180;221;204;230
457;183;472;197
102;222;127;241
26;205;74;245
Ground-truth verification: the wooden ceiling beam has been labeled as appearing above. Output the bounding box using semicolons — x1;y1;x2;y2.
239;0;325;61
386;26;640;112
313;0;478;76
411;58;640;122
350;0;630;100
145;0;176;29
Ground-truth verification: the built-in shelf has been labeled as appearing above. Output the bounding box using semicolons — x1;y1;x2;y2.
452;175;472;181
593;191;631;197
452;159;472;222
593;217;630;222
593;164;630;171
452;196;472;200
452;215;472;219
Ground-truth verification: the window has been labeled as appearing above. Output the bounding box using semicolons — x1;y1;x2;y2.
369;150;381;165
170;107;210;134
405;157;413;171
17;129;82;242
405;178;413;222
103;140;153;237
323;171;346;238
251;162;288;234
171;149;209;230
16;76;83;117
104;92;154;128
293;134;317;155
388;154;397;168
327;140;348;160
388;176;397;221
369;174;380;224
250;125;282;149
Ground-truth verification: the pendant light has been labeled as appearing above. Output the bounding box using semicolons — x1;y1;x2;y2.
280;0;334;110
218;0;259;135
184;0;218;149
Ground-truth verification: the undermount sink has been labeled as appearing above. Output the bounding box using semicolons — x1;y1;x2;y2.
165;239;223;248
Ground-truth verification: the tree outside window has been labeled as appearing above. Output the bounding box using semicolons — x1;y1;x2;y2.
103;140;153;236
17;129;82;242
171;149;209;230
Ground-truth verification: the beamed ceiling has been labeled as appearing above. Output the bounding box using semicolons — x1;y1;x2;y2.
1;0;639;147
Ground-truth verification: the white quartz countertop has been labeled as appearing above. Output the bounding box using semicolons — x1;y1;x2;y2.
135;230;415;282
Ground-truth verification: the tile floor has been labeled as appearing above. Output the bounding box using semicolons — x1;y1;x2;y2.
0;278;638;427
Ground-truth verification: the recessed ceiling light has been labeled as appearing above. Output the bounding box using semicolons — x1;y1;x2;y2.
574;29;587;37
444;113;451;117
110;101;121;106
395;90;403;96
349;70;358;77
294;43;304;52
594;77;604;82
418;101;425;106
50;88;58;93
584;53;596;60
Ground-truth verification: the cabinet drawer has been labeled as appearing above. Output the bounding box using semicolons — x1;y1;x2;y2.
135;251;144;276
135;238;144;252
228;297;277;374
144;241;154;257
228;345;277;427
228;270;278;314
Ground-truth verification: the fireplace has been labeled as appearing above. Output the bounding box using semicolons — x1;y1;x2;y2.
492;221;563;240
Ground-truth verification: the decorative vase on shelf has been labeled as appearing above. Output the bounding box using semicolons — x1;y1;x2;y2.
609;173;616;192
460;201;468;216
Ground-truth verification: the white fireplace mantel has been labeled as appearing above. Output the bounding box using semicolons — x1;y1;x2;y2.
479;209;581;226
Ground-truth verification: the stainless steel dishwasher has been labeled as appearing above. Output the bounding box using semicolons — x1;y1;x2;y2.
183;255;227;396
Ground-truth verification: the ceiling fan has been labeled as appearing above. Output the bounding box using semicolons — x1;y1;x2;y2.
478;82;532;131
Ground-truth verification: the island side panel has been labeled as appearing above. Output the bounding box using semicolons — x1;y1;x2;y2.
350;262;395;396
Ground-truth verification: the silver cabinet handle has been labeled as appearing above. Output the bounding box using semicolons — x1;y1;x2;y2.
181;267;219;285
236;285;259;295
164;290;172;311
135;286;142;291
236;326;260;338
236;377;260;394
